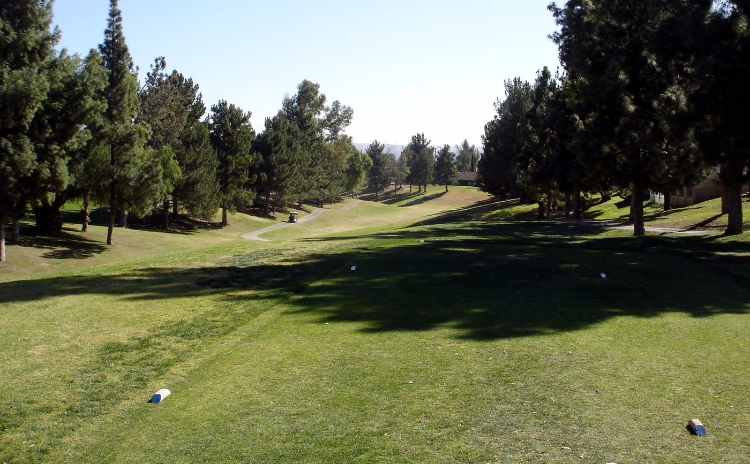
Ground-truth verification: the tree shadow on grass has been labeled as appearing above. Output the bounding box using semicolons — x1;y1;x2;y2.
4;221;750;341
398;191;447;207
12;226;108;260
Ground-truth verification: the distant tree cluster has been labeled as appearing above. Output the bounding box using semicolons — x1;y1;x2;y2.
364;134;473;197
0;0;368;261
479;1;750;235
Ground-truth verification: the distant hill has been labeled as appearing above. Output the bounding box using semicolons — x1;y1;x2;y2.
353;142;406;156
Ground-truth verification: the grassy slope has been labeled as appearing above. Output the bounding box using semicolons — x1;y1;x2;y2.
1;187;749;463
584;195;750;231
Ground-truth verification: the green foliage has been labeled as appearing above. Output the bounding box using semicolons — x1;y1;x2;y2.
174;120;219;221
692;0;750;233
406;133;434;191
253;114;303;212
209;100;256;223
366;140;390;194
455;139;480;172
345;150;373;195
479;78;533;198
279;79;354;206
549;0;708;234
98;0;163;243
138;57;220;223
434;144;458;191
0;0;59;258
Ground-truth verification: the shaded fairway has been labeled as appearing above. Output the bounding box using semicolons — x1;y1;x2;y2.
1;192;749;462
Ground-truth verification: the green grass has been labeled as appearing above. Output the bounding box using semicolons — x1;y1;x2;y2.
1;188;749;463
584;194;750;231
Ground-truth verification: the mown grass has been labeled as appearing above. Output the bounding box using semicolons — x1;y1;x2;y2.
1;188;749;463
585;194;750;231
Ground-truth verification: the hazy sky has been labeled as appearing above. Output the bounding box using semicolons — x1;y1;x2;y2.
51;0;561;148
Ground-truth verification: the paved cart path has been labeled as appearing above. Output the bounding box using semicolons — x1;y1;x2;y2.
241;199;358;241
242;208;326;241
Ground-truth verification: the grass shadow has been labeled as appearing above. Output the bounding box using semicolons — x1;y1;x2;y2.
398;191;447;207
12;226;108;260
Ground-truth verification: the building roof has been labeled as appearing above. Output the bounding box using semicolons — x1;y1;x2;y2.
458;171;477;181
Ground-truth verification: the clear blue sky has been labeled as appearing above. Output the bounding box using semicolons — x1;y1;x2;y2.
51;0;561;149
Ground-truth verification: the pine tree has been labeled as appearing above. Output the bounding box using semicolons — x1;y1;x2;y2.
366;140;389;197
434;145;458;192
0;0;58;261
406;133;433;193
253;114;303;214
455;140;480;172
99;0;162;245
550;0;707;235
209;100;256;226
26;50;108;233
479;78;533;199
693;1;749;234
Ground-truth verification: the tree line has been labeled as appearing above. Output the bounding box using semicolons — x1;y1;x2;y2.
479;1;750;236
0;0;370;261
365;136;480;196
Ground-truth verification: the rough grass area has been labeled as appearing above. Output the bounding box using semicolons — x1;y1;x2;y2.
1;188;749;463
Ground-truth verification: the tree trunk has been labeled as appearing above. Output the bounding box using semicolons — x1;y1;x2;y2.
663;192;672;211
120;211;128;228
445;183;448;193
725;180;743;235
12;217;20;243
221;203;228;226
631;184;645;236
107;181;116;244
107;209;115;245
546;195;553;219
409;182;412;192
564;193;572;218
33;205;63;233
600;191;612;203
537;201;545;219
721;183;728;214
162;200;170;230
264;192;270;215
573;184;581;219
172;196;179;218
0;216;5;262
81;191;90;232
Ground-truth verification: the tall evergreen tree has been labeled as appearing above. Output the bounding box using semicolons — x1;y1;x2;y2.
253;113;303;214
479;78;533;199
455;139;480;172
0;0;58;261
26;50;108;233
173;119;219;221
518;67;560;218
693;0;749;234
550;0;706;235
434;145;458;192
137;58;217;228
406;133;433;193
99;0;162;244
209;100;256;225
281;79;354;207
366;140;390;197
